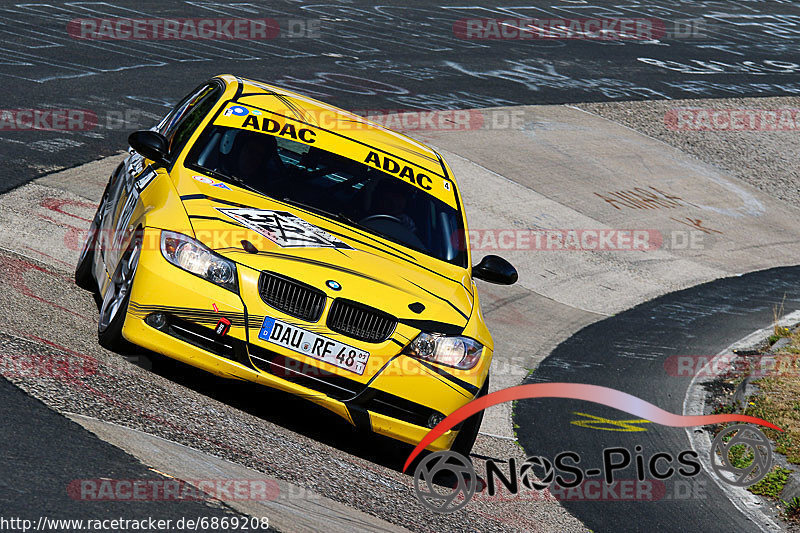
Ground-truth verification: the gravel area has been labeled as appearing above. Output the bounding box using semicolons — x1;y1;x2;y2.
576;97;800;210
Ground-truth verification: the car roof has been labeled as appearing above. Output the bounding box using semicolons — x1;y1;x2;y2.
215;74;449;180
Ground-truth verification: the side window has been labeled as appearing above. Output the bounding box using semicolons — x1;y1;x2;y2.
161;84;222;156
155;86;205;136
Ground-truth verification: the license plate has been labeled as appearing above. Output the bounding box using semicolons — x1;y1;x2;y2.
258;316;370;375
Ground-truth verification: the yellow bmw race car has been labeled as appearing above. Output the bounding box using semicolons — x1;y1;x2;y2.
75;75;518;455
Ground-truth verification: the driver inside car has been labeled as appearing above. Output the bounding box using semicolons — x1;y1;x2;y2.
364;178;418;233
226;131;287;190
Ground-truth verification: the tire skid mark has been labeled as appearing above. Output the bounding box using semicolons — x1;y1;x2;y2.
40;197;95;223
0;253;90;320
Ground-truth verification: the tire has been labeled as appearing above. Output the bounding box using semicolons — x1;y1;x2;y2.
97;232;141;350
75;208;101;291
450;374;489;457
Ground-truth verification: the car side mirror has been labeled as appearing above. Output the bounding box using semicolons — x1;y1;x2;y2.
128;130;168;164
472;255;518;285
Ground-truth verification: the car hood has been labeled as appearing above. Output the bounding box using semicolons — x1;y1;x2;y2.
176;176;474;331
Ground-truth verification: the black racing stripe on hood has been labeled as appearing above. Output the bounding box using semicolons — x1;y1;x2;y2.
237;251;408;291
180;194;471;294
402;277;470;321
316;227;474;294
181;194;252;208
182;193;418;260
211;245;349;259
317;226;416;261
188;215;246;228
397;319;465;336
323;228;472;294
416;359;479;396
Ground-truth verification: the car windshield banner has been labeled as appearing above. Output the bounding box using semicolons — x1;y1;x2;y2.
212;101;459;209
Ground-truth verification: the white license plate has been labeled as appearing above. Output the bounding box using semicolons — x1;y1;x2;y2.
258;316;370;375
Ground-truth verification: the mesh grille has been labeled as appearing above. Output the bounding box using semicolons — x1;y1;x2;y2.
327;299;396;343
258;271;326;322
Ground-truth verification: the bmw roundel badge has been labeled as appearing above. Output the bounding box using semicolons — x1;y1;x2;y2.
326;280;342;291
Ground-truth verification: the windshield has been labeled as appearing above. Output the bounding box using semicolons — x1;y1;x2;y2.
185;125;467;267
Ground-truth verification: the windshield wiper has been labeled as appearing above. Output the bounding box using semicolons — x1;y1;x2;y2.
188;166;267;197
208;170;264;196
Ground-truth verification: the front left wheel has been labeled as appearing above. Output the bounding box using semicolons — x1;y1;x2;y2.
75;204;102;291
98;232;141;350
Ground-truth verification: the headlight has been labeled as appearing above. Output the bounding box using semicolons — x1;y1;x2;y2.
403;332;483;370
160;230;238;292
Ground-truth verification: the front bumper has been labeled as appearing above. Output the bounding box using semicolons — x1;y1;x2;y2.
122;228;487;451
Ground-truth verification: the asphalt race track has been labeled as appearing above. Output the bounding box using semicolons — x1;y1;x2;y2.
0;377;250;531
515;266;800;532
3;1;800;532
4;0;800;192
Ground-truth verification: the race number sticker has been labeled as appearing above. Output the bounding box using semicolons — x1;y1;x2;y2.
216;208;352;249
